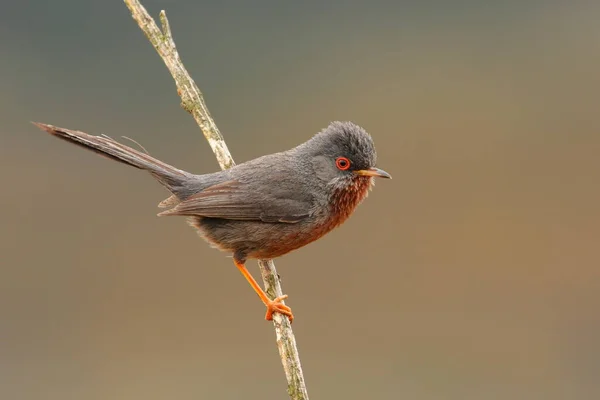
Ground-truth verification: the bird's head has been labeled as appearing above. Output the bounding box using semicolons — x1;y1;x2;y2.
302;121;391;192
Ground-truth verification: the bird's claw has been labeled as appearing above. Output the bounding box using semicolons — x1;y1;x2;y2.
265;295;294;323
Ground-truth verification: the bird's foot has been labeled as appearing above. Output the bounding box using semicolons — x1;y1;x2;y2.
265;295;294;323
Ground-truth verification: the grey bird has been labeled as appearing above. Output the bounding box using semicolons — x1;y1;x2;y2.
34;121;391;322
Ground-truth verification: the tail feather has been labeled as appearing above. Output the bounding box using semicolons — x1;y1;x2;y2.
33;122;191;201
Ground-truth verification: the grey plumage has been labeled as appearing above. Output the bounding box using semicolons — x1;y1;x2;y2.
34;121;387;263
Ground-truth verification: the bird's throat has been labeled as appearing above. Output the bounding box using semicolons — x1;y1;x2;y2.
328;176;373;228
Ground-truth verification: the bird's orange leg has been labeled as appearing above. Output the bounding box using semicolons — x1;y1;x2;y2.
233;259;294;323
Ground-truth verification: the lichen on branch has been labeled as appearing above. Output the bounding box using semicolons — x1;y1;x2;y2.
122;1;309;399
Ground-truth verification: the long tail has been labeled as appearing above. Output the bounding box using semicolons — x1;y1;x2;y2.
33;122;192;204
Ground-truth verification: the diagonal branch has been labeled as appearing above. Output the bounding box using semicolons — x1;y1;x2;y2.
123;1;308;399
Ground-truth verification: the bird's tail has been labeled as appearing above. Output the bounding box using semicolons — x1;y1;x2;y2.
33;122;192;204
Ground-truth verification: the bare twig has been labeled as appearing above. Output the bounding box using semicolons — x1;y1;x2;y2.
123;1;308;398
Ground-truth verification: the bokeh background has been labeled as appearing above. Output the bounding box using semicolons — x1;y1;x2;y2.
1;1;599;399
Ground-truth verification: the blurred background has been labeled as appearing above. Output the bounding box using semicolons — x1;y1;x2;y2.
1;1;599;399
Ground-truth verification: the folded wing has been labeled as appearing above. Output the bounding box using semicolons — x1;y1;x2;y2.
158;180;312;223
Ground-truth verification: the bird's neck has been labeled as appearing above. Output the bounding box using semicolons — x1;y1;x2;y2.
327;176;373;227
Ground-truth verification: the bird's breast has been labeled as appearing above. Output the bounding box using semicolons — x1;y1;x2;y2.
326;176;373;229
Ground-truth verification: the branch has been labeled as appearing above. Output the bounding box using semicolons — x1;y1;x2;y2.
123;1;308;399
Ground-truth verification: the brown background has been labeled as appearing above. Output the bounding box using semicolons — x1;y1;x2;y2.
1;1;599;399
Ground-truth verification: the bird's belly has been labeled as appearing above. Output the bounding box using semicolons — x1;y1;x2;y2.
251;220;338;259
189;216;340;260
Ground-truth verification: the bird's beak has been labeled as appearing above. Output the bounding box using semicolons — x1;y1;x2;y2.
354;167;392;179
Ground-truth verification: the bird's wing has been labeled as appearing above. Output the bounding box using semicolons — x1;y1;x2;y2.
158;180;312;223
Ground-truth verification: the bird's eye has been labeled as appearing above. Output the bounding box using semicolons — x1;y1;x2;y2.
335;157;351;171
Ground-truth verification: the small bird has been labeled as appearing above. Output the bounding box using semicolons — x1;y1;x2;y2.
34;121;391;322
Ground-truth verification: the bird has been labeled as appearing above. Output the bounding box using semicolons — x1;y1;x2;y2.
33;121;391;323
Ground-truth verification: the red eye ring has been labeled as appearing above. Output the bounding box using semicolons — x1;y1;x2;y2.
335;157;351;171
